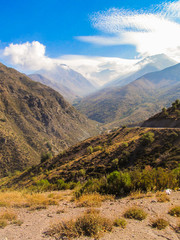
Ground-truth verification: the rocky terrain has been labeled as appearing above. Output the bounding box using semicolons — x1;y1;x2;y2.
0;62;99;176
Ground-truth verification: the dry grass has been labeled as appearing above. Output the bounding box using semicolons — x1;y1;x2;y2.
124;207;147;221
114;218;127;228
46;211;113;238
0;219;8;228
156;192;170;203
0;191;60;208
151;218;169;230
76;193;114;207
0;210;23;228
168;206;180;217
0;210;17;221
130;192;153;200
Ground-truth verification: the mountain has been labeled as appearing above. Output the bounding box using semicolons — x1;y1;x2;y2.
30;64;97;102
106;54;177;88
29;74;78;102
142;100;180;128
3;126;180;188
0;62;99;176
75;63;180;128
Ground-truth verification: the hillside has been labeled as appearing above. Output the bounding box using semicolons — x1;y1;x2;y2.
76;63;180;128
4;126;180;188
142;100;180;128
0;63;98;176
29;74;78;102
33;64;97;101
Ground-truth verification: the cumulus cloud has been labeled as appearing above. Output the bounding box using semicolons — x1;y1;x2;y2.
2;41;55;71
77;1;180;61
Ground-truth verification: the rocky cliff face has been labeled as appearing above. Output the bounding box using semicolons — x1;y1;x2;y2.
0;63;99;176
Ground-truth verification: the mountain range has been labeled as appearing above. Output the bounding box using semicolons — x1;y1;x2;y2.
75;62;180;128
29;64;97;102
105;54;177;88
0;62;99;176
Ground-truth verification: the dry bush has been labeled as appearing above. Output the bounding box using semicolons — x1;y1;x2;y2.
168;206;180;217
156;192;170;203
130;192;153;200
85;208;100;215
151;218;169;230
124;207;147;221
114;218;127;228
0;219;8;228
45;211;113;238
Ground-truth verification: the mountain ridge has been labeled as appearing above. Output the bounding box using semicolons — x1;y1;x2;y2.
0;62;99;176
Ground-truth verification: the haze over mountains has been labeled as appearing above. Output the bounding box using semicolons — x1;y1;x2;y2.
105;54;177;87
29;64;97;102
76;62;180;128
0;62;98;176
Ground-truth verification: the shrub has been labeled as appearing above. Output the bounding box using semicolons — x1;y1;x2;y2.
107;171;131;195
87;146;93;154
114;218;127;228
140;132;155;145
36;179;51;191
152;218;169;230
93;146;102;152
75;213;112;237
41;152;52;163
168;206;180;217
46;212;113;238
156;192;170;202
0;219;8;228
124;207;147;221
122;142;128;148
57;179;68;190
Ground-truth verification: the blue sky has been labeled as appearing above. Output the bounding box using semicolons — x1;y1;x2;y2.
0;0;166;58
1;0;180;85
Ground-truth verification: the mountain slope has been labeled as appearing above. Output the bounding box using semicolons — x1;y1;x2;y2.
32;64;97;101
106;54;176;88
0;62;99;176
76;63;180;128
142;100;180;128
29;74;78;102
4;126;180;188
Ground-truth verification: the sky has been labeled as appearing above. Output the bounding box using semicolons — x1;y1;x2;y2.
0;0;180;85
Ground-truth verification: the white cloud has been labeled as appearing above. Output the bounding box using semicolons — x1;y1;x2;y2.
77;1;180;60
3;41;55;71
59;55;138;85
0;41;139;86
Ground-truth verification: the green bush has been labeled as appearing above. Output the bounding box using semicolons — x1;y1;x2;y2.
93;146;102;152
41;152;52;163
87;146;93;154
36;179;51;191
140;132;155;145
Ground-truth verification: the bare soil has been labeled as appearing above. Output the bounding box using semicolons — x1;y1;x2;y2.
0;191;180;240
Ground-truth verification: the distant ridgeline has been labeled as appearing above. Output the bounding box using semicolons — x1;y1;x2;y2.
142;100;180;128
